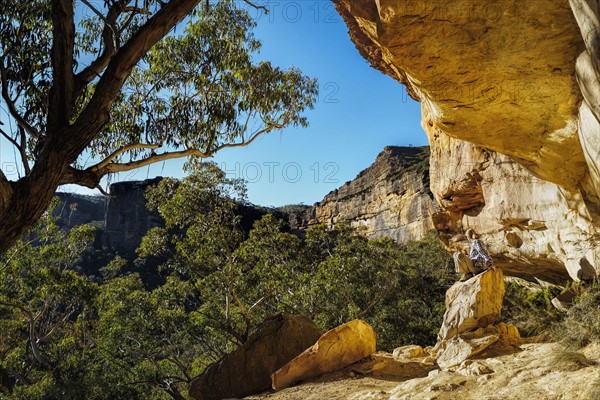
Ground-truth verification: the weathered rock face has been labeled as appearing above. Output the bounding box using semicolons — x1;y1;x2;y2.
189;314;323;400
309;146;436;242
434;269;521;370
103;178;164;258
436;334;500;370
335;0;600;282
571;0;600;216
427;126;600;284
435;322;521;370
334;0;587;190
437;269;505;342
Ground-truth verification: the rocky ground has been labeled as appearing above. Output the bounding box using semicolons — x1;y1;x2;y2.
247;342;600;400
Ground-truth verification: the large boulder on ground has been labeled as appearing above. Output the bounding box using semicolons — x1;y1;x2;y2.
435;323;521;370
188;313;323;400
271;319;376;390
436;334;499;370
432;268;519;370
438;268;505;341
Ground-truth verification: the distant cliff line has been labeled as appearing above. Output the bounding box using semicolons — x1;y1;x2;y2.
307;146;436;243
54;146;436;267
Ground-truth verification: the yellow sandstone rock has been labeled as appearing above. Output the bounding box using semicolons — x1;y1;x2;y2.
333;0;600;282
436;335;500;370
437;268;505;342
188;314;322;400
334;0;586;192
432;269;522;370
271;320;376;390
393;345;426;360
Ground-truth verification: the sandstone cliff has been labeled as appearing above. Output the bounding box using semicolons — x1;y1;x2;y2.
334;0;600;283
309;146;436;242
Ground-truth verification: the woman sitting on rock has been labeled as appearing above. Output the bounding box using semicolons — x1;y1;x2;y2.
454;229;493;281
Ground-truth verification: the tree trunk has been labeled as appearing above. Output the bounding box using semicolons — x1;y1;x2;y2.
0;143;66;254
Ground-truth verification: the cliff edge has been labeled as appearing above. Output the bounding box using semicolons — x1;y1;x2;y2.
309;146;435;243
333;0;600;283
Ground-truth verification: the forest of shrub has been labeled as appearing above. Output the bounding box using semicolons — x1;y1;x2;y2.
0;162;455;399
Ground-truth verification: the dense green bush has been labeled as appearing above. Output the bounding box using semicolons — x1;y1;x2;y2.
306;229;453;349
500;281;562;338
552;282;600;348
502;278;600;348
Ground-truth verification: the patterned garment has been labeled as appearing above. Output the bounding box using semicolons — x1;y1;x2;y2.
469;239;492;271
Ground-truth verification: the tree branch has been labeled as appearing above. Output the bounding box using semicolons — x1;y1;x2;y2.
0;127;31;175
60;119;288;190
37;306;74;343
75;0;127;95
0;63;39;139
18;127;31;175
67;0;202;161
102;119;286;175
48;0;76;133
211;121;284;153
0;172;12;222
166;357;191;382
80;0;117;35
243;0;269;13
123;5;151;15
0;300;49;367
102;147;210;174
0;127;22;152
96;142;162;170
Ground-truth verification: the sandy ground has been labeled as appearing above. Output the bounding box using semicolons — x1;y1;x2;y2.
246;343;600;400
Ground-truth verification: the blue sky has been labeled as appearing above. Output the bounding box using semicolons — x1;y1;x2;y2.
0;1;426;207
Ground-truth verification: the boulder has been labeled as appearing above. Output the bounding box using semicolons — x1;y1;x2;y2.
271;319;376;390
188;314;323;400
393;345;426;360
434;323;521;370
438;268;505;341
436;334;499;370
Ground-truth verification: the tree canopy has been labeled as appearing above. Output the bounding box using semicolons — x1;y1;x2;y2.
0;166;454;399
0;0;318;253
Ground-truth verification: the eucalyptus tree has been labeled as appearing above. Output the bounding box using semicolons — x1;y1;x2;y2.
0;201;97;398
0;0;317;252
